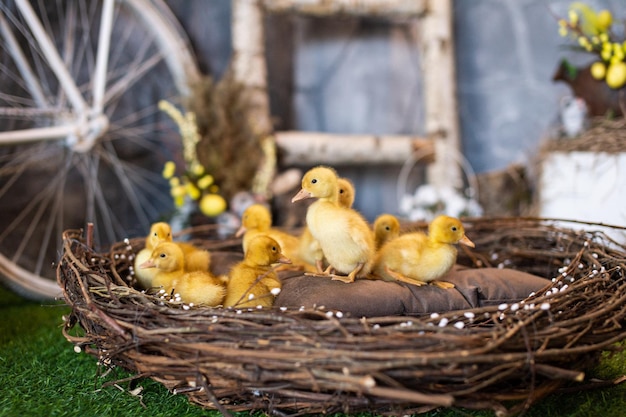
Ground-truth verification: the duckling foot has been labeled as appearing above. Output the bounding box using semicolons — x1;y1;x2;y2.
330;263;365;283
316;259;325;274
304;272;332;278
431;280;455;289
330;274;355;283
384;266;427;286
303;264;337;279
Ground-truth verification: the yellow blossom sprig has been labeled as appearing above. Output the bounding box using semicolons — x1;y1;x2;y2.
557;3;626;89
159;100;200;167
159;101;227;217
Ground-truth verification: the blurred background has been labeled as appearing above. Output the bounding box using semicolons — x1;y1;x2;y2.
1;0;625;299
166;0;625;223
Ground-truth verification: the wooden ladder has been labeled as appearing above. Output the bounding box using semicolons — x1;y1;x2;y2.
230;0;461;192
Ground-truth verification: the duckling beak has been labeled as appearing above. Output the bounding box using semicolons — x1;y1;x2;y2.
139;259;156;269
235;225;246;238
459;235;475;248
291;188;312;202
277;255;292;265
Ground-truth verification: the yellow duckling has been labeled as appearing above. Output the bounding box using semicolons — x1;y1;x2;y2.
134;222;210;289
373;215;475;289
139;242;226;306
337;177;356;208
236;204;298;254
171;270;227;306
298;176;356;272
236;203;312;271
373;213;401;250
292;166;375;283
134;222;174;289
223;235;291;308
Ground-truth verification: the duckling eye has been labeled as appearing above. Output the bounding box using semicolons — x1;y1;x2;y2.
451;226;458;232
271;246;277;252
311;178;317;184
385;226;391;231
339;189;344;194
159;253;166;258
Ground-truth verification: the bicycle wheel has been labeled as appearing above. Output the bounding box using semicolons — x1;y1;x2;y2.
0;0;201;300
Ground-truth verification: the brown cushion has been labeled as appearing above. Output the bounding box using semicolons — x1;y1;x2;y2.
210;253;550;317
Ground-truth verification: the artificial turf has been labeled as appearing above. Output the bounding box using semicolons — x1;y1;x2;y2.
1;282;625;417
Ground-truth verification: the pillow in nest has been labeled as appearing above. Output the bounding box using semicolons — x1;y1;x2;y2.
209;252;549;318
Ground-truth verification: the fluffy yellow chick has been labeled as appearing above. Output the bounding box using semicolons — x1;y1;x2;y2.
236;204;298;254
236;204;313;271
134;222;210;289
223;235;291;308
134;222;174;289
337;177;356;208
292;166;375;283
373;213;401;250
372;215;475;289
168;270;226;306
298;176;356;272
139;242;225;306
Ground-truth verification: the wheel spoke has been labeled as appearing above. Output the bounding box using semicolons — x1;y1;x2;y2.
15;0;88;113
104;52;165;107
0;11;48;107
92;0;115;114
0;0;199;299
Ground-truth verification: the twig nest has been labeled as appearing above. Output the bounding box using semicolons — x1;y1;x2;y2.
57;218;626;416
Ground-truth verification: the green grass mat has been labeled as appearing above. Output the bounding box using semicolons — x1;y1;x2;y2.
1;283;625;417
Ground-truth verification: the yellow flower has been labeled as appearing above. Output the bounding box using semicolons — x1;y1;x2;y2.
186;182;201;200
170;184;186;199
558;26;568;37
174;196;185;208
190;161;205;177
197;174;214;190
162;161;176;179
169;177;180;187
568;9;579;25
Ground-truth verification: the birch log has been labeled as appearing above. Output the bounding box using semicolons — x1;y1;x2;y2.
231;0;272;135
420;0;462;189
231;0;275;197
275;131;433;165
262;0;427;18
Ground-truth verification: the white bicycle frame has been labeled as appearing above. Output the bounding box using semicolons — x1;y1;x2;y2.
0;0;114;151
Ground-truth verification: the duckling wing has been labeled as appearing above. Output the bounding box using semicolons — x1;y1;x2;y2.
344;216;375;252
224;265;279;308
373;233;426;280
185;250;211;272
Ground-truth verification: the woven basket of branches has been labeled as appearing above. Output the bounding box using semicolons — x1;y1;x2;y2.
57;217;626;416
